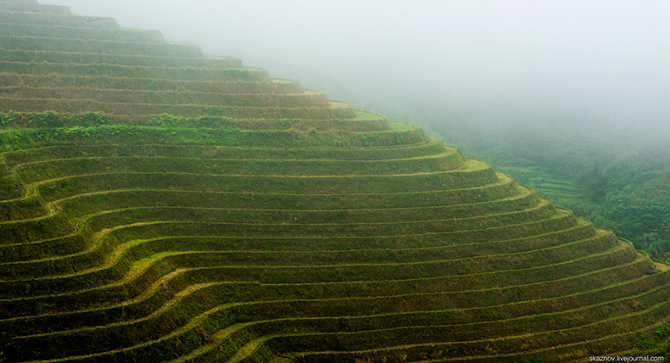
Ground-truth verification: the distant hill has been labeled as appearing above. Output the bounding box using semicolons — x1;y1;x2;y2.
1;0;670;361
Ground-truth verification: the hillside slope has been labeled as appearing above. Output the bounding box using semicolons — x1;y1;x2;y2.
1;0;670;362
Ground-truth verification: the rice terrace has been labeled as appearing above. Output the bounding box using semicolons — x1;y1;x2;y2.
1;0;670;362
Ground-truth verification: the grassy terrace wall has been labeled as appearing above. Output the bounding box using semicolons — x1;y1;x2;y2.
1;1;670;363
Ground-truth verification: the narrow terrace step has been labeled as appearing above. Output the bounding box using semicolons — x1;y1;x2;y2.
0;87;332;107
0;35;204;57
0;195;43;221
0;62;272;81
0;0;39;4
49;183;521;225
0;10;119;28
0;74;299;93
25;170;513;212
0;23;165;42
0;111;390;131
0;212;72;246
0;2;71;14
35;172;504;206
0;50;242;68
2;142;446;166
0;98;356;118
11;152;464;183
0;122;426;149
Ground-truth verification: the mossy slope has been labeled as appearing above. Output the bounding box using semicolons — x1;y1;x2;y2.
1;1;668;362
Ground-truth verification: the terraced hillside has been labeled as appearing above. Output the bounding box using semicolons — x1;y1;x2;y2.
1;0;670;362
496;165;585;205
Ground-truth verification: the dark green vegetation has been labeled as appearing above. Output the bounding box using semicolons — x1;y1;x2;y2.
1;0;670;362
430;118;670;267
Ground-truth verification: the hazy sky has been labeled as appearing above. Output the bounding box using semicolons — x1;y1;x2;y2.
40;0;670;137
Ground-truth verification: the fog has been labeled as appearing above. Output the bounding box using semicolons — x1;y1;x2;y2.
41;0;670;146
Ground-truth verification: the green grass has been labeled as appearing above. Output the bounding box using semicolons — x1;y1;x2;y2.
497;165;585;204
